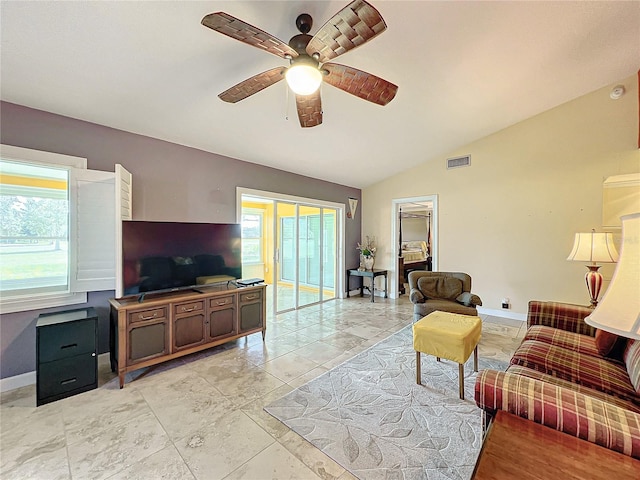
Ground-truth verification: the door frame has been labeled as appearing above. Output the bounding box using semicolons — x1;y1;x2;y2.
236;187;346;313
390;194;438;299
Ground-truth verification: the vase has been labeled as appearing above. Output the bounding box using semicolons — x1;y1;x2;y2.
363;256;375;270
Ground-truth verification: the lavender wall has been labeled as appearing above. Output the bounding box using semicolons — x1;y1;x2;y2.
0;101;362;380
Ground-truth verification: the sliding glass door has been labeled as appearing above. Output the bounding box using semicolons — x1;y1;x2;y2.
276;204;337;310
241;193;340;316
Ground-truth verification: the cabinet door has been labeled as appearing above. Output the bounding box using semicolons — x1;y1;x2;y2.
208;295;237;341
238;290;264;333
173;300;206;352
174;313;206;351
38;353;97;401
38;318;96;362
128;320;169;365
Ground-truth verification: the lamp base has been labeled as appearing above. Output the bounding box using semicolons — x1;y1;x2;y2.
584;265;603;308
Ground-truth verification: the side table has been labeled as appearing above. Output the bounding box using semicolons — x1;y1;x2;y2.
346;268;388;302
471;410;640;479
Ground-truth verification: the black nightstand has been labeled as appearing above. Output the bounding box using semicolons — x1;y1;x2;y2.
36;307;98;406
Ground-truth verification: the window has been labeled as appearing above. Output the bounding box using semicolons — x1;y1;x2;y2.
0;160;70;296
0;144;126;314
241;210;263;264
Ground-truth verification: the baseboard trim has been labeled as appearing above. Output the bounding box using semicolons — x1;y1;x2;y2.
0;370;36;393
477;307;526;322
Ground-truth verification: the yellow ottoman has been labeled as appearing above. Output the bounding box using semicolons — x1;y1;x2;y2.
412;311;482;400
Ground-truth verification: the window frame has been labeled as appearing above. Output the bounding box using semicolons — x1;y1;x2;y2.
0;145;88;313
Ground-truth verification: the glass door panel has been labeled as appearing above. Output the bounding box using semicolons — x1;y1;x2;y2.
241;199;275;316
275;202;296;312
299;205;321;307
323;209;337;300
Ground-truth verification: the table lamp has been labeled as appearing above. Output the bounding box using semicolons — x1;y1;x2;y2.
567;229;619;307
585;213;640;339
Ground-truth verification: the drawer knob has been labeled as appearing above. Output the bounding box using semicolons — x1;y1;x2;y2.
140;313;158;320
216;301;227;306
60;377;77;385
245;295;258;300
60;343;77;350
182;307;195;312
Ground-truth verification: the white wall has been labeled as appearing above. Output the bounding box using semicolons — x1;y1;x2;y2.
363;74;640;317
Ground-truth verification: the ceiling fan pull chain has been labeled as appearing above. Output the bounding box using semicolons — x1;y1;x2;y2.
285;83;290;121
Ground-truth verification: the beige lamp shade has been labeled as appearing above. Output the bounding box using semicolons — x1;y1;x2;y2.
566;231;619;264
585;213;640;339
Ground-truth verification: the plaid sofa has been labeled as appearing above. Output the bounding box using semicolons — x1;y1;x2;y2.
474;300;640;458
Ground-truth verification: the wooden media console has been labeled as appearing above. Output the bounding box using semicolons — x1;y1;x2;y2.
109;284;266;388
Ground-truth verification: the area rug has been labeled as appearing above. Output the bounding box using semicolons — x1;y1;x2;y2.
264;325;508;480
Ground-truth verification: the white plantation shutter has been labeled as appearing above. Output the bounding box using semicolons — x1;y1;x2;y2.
115;164;132;298
70;168;116;292
116;164;132;221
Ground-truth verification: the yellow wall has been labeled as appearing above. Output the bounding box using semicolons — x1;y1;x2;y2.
363;74;640;316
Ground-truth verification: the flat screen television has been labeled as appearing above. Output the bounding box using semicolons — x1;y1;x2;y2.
121;221;242;298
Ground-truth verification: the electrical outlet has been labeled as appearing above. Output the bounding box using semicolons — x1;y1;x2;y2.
501;298;510;309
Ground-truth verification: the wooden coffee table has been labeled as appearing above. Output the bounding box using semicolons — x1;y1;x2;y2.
471;410;640;479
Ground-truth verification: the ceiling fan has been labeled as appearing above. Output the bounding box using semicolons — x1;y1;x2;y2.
201;0;398;128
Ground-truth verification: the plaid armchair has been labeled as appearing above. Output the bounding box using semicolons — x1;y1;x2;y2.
475;300;640;459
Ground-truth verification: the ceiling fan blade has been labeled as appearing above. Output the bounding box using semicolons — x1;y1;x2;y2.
306;0;386;63
202;12;299;59
296;90;323;128
219;67;285;103
323;63;397;106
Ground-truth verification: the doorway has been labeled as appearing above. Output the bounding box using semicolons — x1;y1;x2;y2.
391;195;438;299
237;188;344;316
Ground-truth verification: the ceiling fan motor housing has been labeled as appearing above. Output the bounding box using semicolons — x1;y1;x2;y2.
289;33;313;56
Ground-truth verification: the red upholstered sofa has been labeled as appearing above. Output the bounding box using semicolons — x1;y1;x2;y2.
475;300;640;459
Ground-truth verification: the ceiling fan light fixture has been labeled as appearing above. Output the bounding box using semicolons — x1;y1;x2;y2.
285;64;322;95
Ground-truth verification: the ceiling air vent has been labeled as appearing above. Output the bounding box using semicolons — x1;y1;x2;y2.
446;155;471;169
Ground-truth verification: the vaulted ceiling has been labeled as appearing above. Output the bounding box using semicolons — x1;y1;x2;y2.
1;1;638;188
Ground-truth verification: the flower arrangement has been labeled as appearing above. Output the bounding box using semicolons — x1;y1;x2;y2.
357;236;377;258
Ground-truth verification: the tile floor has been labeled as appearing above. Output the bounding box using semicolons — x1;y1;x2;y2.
0;295;526;480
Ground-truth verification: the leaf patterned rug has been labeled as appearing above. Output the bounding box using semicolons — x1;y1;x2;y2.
264;325;508;480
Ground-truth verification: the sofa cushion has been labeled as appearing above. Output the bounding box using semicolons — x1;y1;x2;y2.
511;340;637;404
506;365;640;413
595;329;625;358
523;325;602;358
413;299;478;319
527;301;596;337
417;276;462;300
624;340;640;394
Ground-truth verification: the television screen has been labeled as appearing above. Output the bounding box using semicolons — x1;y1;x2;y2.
121;221;242;297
